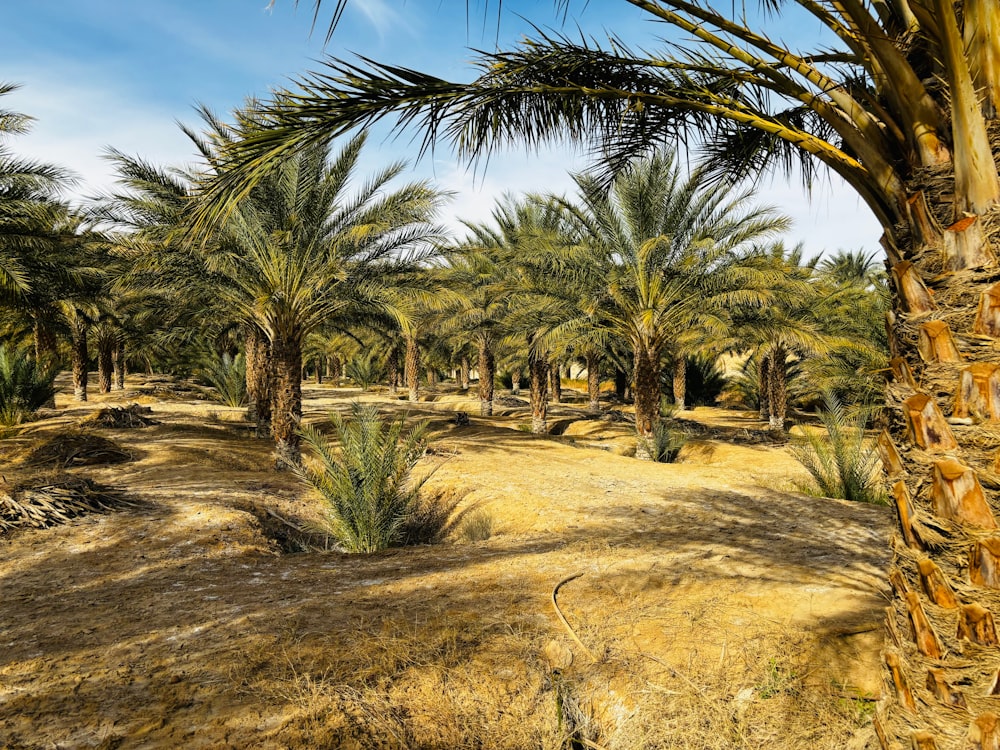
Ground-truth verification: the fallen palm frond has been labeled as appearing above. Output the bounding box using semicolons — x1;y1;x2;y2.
0;474;137;534
84;404;159;428
23;431;132;467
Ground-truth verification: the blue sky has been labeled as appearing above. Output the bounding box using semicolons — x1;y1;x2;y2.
1;0;881;254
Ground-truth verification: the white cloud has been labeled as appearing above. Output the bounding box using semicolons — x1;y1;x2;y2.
4;67;198;201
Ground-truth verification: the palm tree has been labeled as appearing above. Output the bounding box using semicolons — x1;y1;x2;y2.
218;2;1000;742
198;130;445;466
557;152;787;452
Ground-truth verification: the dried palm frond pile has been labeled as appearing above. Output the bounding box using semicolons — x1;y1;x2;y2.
23;431;132;467
0;474;136;534
84;404;158;428
495;396;527;407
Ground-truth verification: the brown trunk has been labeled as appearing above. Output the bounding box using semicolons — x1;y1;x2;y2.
387;346;399;395
97;338;113;394
529;353;549;434
33;316;58;367
673;356;687;410
758;353;772;422
511;368;521;395
586;351;601;412
549;361;562;404
314;358;323;385
270;331;302;470
478;338;495;417
112;341;125;391
614;368;628;401
460;355;470;391
405;335;419;402
330;353;342;380
245;325;272;438
633;343;661;460
767;343;787;431
71;319;88;402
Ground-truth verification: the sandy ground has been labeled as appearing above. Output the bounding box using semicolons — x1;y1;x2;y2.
0;376;892;749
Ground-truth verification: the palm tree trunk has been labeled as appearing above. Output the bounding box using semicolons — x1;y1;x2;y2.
586;351;601;412
71;319;88;402
758;353;772;423
314;358;323;385
330;353;342;381
633;344;661;460
549;361;562;403
112;341;125;391
245;325;272;438
673;356;687;411
478;338;495;417
33;315;58;367
878;168;1000;744
459;355;470;391
97;338;113;394
511;368;521;395
405;335;420;402
387;346;399;395
271;330;303;469
767;343;787;431
614;368;628;401
529;353;549;434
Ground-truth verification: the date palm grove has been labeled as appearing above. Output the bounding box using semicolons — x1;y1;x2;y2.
196;0;1000;745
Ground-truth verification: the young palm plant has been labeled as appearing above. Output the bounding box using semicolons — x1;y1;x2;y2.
0;344;58;425
791;394;887;506
296;404;430;553
197;351;247;407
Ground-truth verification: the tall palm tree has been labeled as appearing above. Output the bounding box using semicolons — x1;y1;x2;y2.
198;131;445;466
557;152;787;452
217;1;1000;742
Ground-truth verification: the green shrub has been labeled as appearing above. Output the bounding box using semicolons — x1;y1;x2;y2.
345;354;383;391
644;420;687;463
790;394;887;504
296;404;431;553
197;352;247;407
0;346;58;425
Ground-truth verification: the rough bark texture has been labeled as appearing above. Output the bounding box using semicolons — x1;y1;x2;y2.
633;344;661;459
112;341;125;391
245;325;272;438
97;339;113;394
459;355;471;391
330;353;342;381
33;316;58;367
529;354;549;434
270;332;303;470
586;351;601;412
71;320;88;403
511;369;521;395
549;361;562;404
767;344;787;431
673;357;687;411
879;152;1000;747
314;359;323;385
478;339;495;417
759;353;772;423
405;336;420;403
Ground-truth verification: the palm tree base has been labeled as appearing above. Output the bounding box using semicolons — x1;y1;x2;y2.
274;439;301;471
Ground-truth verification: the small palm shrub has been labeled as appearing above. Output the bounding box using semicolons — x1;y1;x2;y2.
197;352;247;407
646;420;687;463
297;404;431;553
790;394;887;504
0;346;58;425
345;354;383;391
